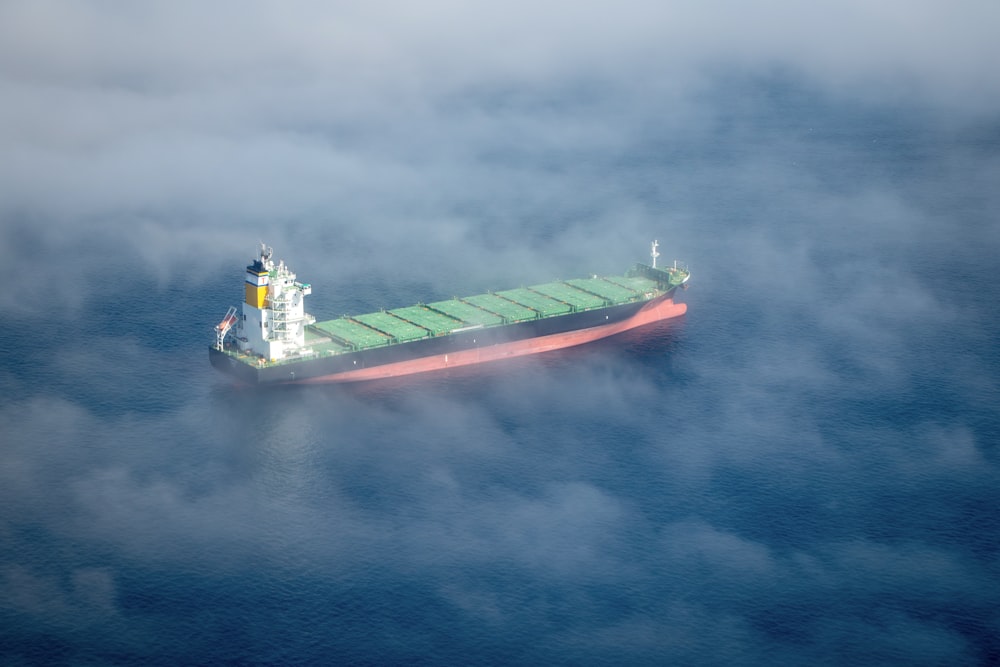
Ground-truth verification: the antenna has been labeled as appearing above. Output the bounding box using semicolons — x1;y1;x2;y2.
650;240;660;268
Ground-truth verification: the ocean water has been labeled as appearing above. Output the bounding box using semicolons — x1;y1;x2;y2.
3;79;1000;665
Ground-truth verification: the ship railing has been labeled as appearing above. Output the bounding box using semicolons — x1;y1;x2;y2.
628;262;689;287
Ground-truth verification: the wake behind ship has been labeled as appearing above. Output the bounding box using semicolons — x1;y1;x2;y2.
209;242;690;385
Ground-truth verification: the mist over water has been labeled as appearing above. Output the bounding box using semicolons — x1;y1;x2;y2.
3;2;1000;664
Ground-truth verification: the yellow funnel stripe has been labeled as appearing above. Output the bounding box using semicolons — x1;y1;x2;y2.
245;283;268;308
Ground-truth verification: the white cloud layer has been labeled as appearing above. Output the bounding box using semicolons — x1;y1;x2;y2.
2;1;999;663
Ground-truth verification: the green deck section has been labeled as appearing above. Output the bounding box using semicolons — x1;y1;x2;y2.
304;327;352;353
566;277;641;303
305;273;660;351
313;318;391;349
496;288;571;316
353;312;429;342
427;299;505;327
603;275;659;294
529;281;608;310
462;294;538;323
389;305;464;335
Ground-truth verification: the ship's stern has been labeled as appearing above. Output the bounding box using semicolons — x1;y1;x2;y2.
208;347;262;384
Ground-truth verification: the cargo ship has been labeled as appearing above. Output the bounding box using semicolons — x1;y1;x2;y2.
209;242;689;385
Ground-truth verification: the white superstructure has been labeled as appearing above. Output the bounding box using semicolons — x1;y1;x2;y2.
217;243;315;362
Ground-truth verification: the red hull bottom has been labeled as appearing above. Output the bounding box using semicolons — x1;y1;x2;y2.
296;296;686;385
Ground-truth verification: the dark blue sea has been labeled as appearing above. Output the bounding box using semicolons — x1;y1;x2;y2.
3;74;999;664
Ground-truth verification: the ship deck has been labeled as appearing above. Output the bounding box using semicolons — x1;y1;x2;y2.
303;274;664;355
220;264;688;367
